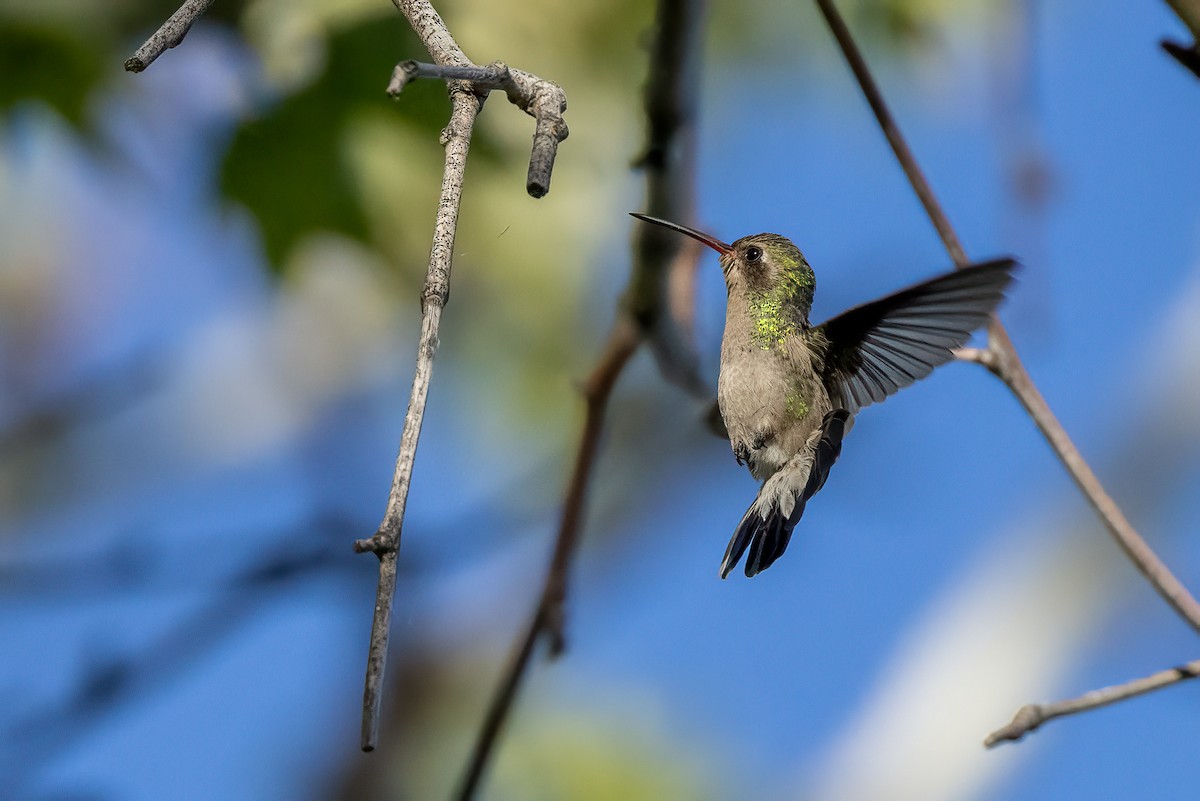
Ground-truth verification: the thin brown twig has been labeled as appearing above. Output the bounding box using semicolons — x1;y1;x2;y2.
984;658;1200;747
815;0;1200;740
451;0;708;797
352;0;567;752
453;320;640;801
124;0;217;72
962;326;1200;631
815;0;968;270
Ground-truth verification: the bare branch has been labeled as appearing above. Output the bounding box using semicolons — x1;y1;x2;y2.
388;60;569;198
952;346;995;370
353;82;481;752
390;0;471;67
349;0;573;753
814;0;968;269
815;0;1200;736
985;658;1200;747
984;324;1200;630
388;0;569;195
124;0;217;73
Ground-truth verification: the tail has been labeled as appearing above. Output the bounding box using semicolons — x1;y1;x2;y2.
719;409;850;578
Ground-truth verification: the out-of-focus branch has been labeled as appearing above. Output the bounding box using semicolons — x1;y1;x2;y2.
815;0;1200;738
352;0;568;753
125;0;217;72
5;521;358;796
631;0;710;396
985;658;1200;747
453;320;639;801
452;0;709;798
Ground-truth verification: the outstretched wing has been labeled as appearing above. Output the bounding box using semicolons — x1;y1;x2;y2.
814;258;1016;414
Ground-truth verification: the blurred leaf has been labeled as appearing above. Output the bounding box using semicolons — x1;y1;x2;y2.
220;15;483;269
0;21;106;124
874;0;936;44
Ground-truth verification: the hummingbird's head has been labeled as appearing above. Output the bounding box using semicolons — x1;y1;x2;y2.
724;233;814;300
629;214;816;317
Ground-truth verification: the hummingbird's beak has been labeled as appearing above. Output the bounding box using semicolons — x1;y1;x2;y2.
629;212;732;255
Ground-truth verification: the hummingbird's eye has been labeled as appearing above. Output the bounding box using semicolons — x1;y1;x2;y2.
744;246;763;263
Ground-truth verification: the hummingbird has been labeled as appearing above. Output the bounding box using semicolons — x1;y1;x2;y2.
630;213;1016;578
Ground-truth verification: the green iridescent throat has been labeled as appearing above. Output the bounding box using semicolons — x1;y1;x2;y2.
747;246;813;349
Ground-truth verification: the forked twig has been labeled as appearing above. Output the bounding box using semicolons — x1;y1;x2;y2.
388;60;568;197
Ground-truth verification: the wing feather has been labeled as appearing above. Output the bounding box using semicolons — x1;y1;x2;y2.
815;258;1016;414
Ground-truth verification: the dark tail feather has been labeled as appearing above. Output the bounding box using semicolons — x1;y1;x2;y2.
744;506;791;577
719;510;759;579
802;409;848;499
719;410;851;579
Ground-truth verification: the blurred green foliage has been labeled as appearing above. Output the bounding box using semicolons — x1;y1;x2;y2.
220;16;445;268
0;21;104;124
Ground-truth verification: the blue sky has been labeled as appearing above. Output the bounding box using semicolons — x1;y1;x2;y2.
2;2;1200;800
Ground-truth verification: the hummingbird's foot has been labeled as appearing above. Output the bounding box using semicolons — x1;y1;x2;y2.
733;429;772;468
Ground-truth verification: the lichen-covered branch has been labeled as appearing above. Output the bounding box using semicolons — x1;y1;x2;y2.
984;658;1200;747
815;0;1200;739
124;0;217;72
